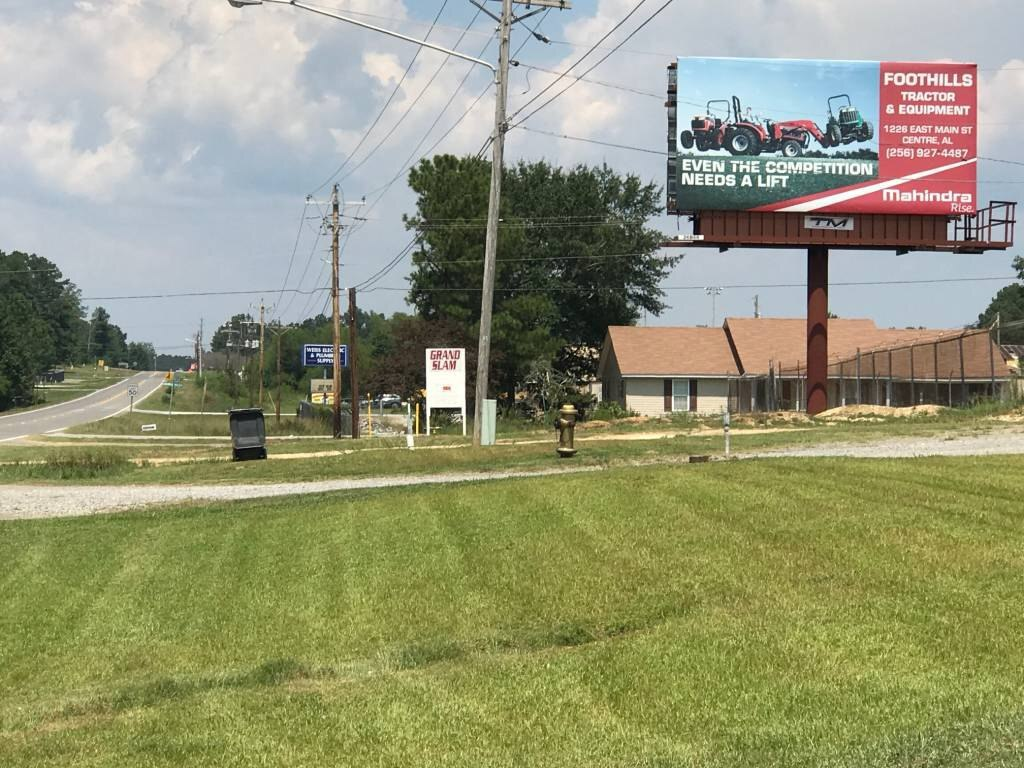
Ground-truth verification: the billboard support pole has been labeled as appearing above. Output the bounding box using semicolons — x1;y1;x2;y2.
806;246;829;415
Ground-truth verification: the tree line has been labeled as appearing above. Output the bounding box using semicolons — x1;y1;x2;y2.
0;250;154;411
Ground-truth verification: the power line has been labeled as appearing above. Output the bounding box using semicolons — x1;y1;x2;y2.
0;267;62;276
508;0;654;122
277;216;326;321
270;199;314;323
362;274;1021;294
336;6;484;185
516;63;662;100
518;125;664;154
81;287;330;301
311;0;452;195
512;0;676;128
355;13;551;292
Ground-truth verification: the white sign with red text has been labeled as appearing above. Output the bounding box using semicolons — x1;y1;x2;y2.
425;347;466;435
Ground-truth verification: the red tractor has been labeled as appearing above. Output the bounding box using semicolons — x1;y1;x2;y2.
678;99;732;152
680;96;835;157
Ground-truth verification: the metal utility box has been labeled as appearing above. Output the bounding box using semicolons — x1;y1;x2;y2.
228;408;267;461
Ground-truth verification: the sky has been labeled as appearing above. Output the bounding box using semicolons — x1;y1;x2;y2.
1;0;1022;356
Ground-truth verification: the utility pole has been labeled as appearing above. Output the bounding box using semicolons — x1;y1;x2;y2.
198;318;204;376
753;295;760;319
331;183;342;438
473;0;513;448
349;287;359;439
276;328;283;424
257;299;266;407
705;286;722;326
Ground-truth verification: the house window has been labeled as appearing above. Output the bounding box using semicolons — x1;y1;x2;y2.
672;378;689;412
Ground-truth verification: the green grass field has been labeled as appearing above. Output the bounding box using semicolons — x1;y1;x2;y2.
2;457;1023;766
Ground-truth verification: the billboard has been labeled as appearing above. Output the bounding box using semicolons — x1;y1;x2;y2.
302;344;347;368
670;58;977;215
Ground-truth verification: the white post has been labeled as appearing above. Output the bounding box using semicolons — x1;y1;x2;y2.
426;407;431;436
406;401;414;450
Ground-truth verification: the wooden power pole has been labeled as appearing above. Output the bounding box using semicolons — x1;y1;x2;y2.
257;299;266;407
348;287;359;439
331;184;342;438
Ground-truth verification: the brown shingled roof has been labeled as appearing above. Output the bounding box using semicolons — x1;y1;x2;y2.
724;317;877;375
603;326;739;376
723;317;966;375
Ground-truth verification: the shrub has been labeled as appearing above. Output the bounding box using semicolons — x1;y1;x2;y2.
589;401;636;421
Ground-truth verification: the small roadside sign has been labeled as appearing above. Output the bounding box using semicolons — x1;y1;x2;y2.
127;385;139;416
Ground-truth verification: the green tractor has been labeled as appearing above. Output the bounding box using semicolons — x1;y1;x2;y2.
825;94;874;147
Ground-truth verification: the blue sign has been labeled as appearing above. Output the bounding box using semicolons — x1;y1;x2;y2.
302;344;347;367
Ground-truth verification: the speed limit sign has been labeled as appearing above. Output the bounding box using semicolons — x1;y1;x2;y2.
127;385;139;398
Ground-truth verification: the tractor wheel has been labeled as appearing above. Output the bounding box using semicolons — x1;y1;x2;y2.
781;138;803;158
679;130;695;149
828;124;842;147
726;127;756;155
861;121;874;141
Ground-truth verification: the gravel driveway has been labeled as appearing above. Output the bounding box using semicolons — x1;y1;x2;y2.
5;429;1024;521
0;466;602;521
744;427;1024;458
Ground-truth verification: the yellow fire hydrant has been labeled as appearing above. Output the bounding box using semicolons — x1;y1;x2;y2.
555;403;578;458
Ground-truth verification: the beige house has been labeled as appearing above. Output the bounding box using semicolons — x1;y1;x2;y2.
599;318;1009;413
597;326;739;416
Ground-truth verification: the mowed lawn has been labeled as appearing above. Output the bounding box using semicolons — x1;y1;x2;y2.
2;457;1023;767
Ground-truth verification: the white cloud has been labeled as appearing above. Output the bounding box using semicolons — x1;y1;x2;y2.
23;107;141;201
979;59;1024;149
362;51;404;86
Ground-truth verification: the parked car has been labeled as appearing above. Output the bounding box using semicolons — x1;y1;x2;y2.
373;393;402;409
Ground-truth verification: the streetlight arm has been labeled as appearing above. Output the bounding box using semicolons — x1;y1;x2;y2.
251;0;496;74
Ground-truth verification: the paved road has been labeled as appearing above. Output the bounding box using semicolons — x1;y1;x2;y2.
0;371;164;443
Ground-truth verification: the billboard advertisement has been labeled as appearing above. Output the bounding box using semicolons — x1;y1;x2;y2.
302;344;347;367
671;57;977;215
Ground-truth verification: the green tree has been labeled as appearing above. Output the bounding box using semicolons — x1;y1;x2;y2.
86;306;127;364
404;156;679;396
127;341;156;370
363;315;474;400
0;294;53;409
977;256;1024;344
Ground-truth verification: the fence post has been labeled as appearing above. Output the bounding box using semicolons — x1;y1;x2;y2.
959;336;967;406
840;361;845;406
887;349;893;406
910;344;916;405
872;351;878;405
933;341;940;404
797;363;802;412
989;328;996;399
855;348;862;405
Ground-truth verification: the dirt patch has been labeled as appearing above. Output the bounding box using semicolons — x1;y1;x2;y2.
577;420;610;430
817;404;947;421
621;416;650;425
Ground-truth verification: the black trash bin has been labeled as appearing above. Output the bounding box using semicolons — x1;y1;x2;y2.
229;408;267;461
